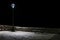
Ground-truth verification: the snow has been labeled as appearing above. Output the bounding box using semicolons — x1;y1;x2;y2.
0;31;56;40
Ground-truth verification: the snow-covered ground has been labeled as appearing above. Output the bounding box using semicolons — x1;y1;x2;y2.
0;31;56;40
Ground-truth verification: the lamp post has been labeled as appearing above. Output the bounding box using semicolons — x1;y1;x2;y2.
11;3;15;31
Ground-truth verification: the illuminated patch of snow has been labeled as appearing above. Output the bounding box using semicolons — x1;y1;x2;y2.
0;31;56;40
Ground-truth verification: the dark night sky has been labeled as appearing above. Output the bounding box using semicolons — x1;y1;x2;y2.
0;0;59;27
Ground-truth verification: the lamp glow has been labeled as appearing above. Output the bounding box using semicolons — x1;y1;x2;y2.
11;3;15;8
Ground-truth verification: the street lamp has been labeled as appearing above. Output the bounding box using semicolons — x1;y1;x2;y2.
11;3;15;31
11;3;15;8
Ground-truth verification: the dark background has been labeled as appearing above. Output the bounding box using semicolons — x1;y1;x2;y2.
0;0;59;27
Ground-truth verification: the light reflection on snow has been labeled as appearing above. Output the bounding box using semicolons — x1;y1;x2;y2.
0;31;56;40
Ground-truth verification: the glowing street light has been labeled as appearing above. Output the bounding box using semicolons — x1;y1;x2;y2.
11;3;16;32
11;3;15;8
